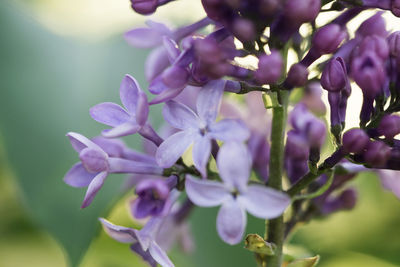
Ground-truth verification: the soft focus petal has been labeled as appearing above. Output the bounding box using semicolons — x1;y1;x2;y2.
217;197;246;245
130;243;157;267
156;131;196;168
136;92;149;126
90;102;130;127
192;136;211;178
149;86;185;105
185;175;230;207
149;241;175;267
146;48;171;82
67;132;103;152
378;169;400;199
120;74;140;114
64;163;96;187
108;158;163;174
197;80;225;124
163;37;180;63
145;20;172;36
163;100;200;130
208;119;250;142
238;185;290;219
217;142;251;192
99;218;138;243
81;171;108;208
102;122;141;138
124;28;163;48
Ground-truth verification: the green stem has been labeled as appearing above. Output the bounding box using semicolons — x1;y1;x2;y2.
264;90;289;267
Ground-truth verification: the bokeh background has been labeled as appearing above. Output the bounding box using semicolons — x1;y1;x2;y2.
1;0;400;266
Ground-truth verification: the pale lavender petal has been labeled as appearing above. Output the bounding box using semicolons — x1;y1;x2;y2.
149;241;175;267
162;100;200;130
130;243;157;267
149;87;185;105
217;197;246;245
67;132;103;152
208;119;250;142
124;28;163;48
217;142;251;192
197;80;225;124
136;216;164;250
185;175;230;207
136;92;149;126
156;131;196;168
238;185;290;219
146;47;171;82
192;136;211;178
99;218;138;243
163;37;180;63
64;163;96;187
378;169;400;199
81;171;108;208
145;20;172;36
108;158;163;174
120;74;140;114
90;102;130;127
149;75;168;95
102;122;141;138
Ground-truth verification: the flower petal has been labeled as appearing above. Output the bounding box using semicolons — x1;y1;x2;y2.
156;131;196;168
120;75;140;114
208;119;250;142
149;241;175;267
185;175;230;207
131;243;157;267
196;80;225;124
108;158;163;174
192;136;211;178
124;28;163;48
217;197;246;245
162;100;200;130
102;122;141;138
136;92;149;126
162;37;180;63
67;132;102;152
146;48;171;82
217;142;251;192
99;218;138;243
238;185;290;219
81;171;108;208
90;102;130;127
64;162;96;187
149;86;185;105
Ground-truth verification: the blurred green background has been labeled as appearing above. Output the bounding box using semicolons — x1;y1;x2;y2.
1;1;400;266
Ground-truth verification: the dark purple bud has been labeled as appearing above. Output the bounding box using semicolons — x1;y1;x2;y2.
284;0;321;24
392;0;400;17
321;188;357;214
79;148;108;173
364;140;391;167
313;24;347;55
194;38;222;64
342;129;370;154
358;35;389;60
254;50;283;85
356;12;388;38
388;31;400;57
162;65;190;89
351;51;386;98
130;0;158;15
286;63;308;88
232;18;256;42
321;57;347;92
286;131;310;160
259;0;280;15
328;92;341;127
378;115;400;139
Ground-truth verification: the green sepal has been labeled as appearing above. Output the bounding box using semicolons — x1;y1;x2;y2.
286;255;320;267
244;234;276;256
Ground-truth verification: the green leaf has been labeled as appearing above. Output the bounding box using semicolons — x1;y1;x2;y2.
244;234;276;256
286;255;320;267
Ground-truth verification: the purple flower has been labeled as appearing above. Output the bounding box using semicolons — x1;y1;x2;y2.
254;50;283;85
156;80;250;177
342;129;370;154
185;142;290;245
286;63;308;88
377;114;400;139
312;24;347;55
321;57;347;92
90;75;149;138
64;132;162;208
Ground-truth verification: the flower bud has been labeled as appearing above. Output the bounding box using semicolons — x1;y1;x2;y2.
284;0;321;24
392;0;400;17
307;119;326;148
313;24;347;54
378;114;400;139
287;63;308;87
358;35;389;60
364;140;391;167
130;0;158;15
79;148;108;173
388;31;400;57
286;131;310;160
356;12;388;38
232;18;256;42
351;51;386;98
162;65;190;89
321;57;347;92
194;38;222;64
254;50;283;85
342;129;370;154
259;0;280;15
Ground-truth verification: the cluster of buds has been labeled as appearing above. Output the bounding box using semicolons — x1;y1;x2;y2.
63;1;400;266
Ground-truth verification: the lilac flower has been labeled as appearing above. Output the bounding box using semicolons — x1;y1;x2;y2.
156;80;250;177
64;132;162;208
90;75;149;138
185;142;290;245
378;169;400;199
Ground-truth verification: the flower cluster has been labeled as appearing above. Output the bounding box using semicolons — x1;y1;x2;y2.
64;1;400;266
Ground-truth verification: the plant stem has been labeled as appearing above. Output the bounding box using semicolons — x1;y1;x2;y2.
264;90;289;267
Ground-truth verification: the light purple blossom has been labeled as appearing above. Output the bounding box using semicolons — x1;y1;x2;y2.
90;75;149;138
156;80;250;177
64;132;162;208
185;142;290;244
